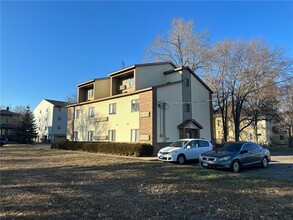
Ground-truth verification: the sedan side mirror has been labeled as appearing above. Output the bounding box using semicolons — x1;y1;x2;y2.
186;145;191;150
241;150;248;154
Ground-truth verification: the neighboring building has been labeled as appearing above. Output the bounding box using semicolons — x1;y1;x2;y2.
214;112;289;146
0;107;21;142
34;99;71;143
67;62;213;152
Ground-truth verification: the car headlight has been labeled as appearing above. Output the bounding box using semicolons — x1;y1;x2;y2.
169;151;176;155
218;156;231;161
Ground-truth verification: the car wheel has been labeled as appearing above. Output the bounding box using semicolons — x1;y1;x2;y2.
231;160;241;173
262;157;269;168
177;154;186;165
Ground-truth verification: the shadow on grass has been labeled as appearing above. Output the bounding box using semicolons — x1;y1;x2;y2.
1;146;293;220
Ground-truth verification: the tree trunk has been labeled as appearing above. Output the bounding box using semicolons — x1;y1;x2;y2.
254;114;258;143
223;124;228;142
235;123;240;141
289;126;293;148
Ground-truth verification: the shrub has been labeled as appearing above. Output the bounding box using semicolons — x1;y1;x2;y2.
51;141;154;157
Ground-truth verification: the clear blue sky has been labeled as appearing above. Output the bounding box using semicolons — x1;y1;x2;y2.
1;1;293;110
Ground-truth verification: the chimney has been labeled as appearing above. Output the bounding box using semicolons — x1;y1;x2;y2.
6;107;9;111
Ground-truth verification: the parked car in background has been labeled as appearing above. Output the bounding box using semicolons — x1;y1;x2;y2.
157;139;213;165
200;141;271;173
0;136;8;147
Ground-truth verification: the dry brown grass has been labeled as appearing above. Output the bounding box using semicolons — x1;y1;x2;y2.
1;144;293;219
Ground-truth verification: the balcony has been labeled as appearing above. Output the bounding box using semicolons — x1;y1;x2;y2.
78;84;94;103
111;71;135;95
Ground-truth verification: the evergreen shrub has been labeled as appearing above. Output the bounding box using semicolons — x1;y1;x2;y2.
51;141;154;157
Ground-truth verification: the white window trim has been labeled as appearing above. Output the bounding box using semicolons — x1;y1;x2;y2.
109;103;116;115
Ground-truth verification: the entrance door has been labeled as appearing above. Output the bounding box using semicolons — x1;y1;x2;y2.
185;129;199;138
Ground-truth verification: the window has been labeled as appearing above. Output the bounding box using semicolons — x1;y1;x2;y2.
131;99;139;112
74;110;80;119
57;126;61;130
131;129;139;142
189;141;198;148
88;107;95;118
88;89;94;99
280;135;285;140
198;140;209;147
126;78;134;88
249;144;258;151
88;131;94;141
58;117;62;121
73;131;78;141
183;77;190;87
59;107;61;111
242;144;251;152
109;103;116;114
108;130;116;142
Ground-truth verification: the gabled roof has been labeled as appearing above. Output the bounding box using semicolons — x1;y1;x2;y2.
0;123;18;129
164;66;213;93
108;61;177;77
77;77;109;87
44;99;72;108
177;119;203;129
0;109;19;116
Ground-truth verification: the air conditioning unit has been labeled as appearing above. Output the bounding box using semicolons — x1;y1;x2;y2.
119;85;127;90
94;135;108;140
94;117;109;122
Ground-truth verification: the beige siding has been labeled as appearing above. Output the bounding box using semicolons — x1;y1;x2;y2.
156;83;183;143
94;78;110;99
135;64;174;90
73;94;140;142
165;72;181;83
190;71;212;141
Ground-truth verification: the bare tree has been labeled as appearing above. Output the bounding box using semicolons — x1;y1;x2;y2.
205;40;235;142
227;39;292;141
208;39;292;142
279;78;293;147
144;18;211;74
244;79;279;143
64;93;77;104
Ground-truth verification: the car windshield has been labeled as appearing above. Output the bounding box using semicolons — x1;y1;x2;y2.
218;142;243;152
170;140;188;148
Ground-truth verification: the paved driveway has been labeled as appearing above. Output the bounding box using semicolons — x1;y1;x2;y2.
241;155;293;181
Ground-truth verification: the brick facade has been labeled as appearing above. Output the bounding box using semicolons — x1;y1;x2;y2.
67;107;74;141
139;90;153;145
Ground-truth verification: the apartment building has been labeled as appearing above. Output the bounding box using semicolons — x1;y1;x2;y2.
214;112;289;146
67;62;213;151
34;99;71;143
0;107;21;142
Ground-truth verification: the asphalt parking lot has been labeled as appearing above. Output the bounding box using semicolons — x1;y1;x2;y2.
241;154;293;181
145;152;293;181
